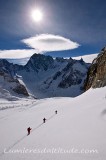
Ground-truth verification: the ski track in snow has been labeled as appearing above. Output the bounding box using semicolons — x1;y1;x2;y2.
0;99;41;121
0;112;56;158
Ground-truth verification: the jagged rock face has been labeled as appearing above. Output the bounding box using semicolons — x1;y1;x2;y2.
12;83;29;96
0;59;23;73
42;59;89;96
0;73;29;96
84;47;106;90
58;70;83;88
0;59;29;97
25;54;54;72
58;62;86;88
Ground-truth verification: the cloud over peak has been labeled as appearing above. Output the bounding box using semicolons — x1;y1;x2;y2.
22;34;80;52
0;34;80;59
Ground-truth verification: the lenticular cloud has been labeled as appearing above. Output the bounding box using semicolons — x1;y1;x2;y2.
0;34;80;59
22;34;80;52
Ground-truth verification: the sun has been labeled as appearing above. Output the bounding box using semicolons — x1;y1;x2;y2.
31;9;43;22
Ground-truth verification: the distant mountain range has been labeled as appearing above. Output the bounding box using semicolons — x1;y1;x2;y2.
0;48;105;99
5;53;97;65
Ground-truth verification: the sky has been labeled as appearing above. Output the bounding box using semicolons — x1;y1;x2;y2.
0;0;106;58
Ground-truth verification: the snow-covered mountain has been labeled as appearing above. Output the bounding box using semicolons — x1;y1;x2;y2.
0;54;90;98
1;47;106;99
22;54;90;98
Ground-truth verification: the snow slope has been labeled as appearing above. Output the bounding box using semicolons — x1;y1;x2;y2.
0;87;106;160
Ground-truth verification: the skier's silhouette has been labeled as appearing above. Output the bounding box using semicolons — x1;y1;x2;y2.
43;118;46;123
27;127;32;135
55;110;57;114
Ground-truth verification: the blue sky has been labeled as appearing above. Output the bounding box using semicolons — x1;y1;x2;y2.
0;0;106;58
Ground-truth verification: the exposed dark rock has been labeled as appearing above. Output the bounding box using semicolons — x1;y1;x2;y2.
25;53;54;71
84;47;106;90
12;84;29;96
58;70;83;88
53;71;62;80
0;59;29;97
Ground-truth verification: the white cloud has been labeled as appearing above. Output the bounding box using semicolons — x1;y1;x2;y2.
0;34;80;59
73;53;98;63
0;49;37;59
22;34;80;52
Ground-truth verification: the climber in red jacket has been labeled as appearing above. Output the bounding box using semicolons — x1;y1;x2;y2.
27;127;32;135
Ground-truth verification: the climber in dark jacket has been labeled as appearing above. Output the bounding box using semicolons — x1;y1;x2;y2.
55;110;57;114
43;118;46;123
27;127;32;135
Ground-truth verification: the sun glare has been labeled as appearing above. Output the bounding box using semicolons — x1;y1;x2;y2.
31;9;43;22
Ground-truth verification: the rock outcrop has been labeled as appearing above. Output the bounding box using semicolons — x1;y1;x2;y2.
84;47;106;90
0;59;29;97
